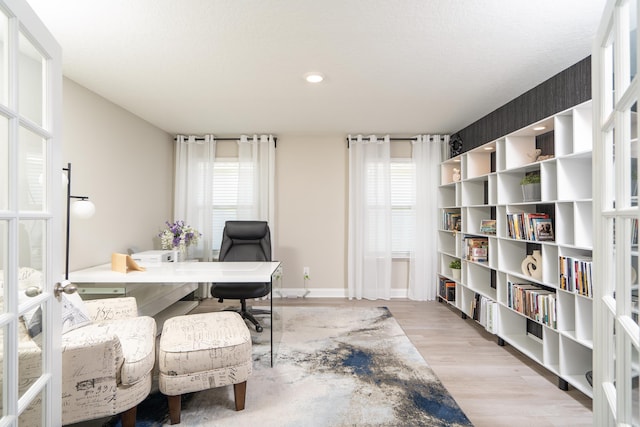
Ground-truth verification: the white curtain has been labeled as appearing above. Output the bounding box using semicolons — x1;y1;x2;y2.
348;135;392;300
409;134;448;300
237;134;276;228
174;135;216;261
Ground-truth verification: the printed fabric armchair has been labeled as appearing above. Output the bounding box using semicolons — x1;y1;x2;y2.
0;268;155;426
61;296;157;426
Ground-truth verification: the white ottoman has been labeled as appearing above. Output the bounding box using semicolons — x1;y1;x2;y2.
158;312;253;425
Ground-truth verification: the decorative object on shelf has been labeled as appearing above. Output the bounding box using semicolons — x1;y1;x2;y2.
533;218;554;241
449;259;461;280
527;148;542;163
479;219;496;235
158;220;201;261
449;133;463;158
521;171;541;202
526;148;554;162
452;168;461;182
63;163;96;280
521;250;542;280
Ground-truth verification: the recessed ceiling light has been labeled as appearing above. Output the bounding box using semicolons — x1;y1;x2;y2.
484;146;494;151
304;72;324;83
533;125;546;131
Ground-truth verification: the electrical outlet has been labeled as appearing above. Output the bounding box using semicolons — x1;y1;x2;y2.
303;267;310;277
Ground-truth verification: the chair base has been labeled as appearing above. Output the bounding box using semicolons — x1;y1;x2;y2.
221;299;270;333
167;381;247;425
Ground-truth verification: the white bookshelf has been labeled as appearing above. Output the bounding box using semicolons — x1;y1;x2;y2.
437;100;594;397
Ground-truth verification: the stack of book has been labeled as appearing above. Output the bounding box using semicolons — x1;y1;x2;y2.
559;255;593;297
507;281;557;328
443;211;461;232
470;293;499;334
438;276;456;302
506;212;554;241
464;236;488;262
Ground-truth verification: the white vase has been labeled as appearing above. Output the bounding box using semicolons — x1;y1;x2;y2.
173;249;186;262
451;268;461;281
521;250;542;280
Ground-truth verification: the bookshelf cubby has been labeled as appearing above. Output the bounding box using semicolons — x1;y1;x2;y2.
437;100;594;398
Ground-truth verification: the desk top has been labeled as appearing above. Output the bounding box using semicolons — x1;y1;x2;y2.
69;261;282;283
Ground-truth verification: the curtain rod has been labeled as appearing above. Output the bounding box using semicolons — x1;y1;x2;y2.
345;135;446;148
174;136;278;147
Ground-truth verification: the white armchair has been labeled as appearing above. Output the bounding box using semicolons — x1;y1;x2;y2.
1;268;156;426
61;297;156;426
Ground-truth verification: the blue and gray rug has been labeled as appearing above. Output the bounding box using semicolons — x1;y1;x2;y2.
112;306;472;427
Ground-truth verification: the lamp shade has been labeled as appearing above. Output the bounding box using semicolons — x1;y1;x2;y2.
71;199;95;219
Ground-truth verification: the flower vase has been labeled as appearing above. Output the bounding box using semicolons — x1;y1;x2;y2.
173;249;186;262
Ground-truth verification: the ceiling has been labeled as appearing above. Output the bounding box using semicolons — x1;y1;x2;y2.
26;0;607;137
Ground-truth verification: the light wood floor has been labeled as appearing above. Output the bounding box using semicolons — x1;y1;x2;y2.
195;297;593;427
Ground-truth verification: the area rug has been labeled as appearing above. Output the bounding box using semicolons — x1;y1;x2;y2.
110;306;472;427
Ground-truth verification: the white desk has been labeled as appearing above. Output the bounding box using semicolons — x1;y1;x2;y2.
69;261;281;283
69;261;283;365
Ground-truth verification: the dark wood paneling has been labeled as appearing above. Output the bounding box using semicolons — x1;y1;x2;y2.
453;56;591;152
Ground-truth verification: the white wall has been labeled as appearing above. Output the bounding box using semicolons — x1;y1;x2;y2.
275;135;409;297
61;83;411;295
62;78;174;271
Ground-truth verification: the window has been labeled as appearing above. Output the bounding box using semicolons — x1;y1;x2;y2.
210;158;254;249
390;159;415;255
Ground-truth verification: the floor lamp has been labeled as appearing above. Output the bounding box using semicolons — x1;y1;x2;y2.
63;163;95;280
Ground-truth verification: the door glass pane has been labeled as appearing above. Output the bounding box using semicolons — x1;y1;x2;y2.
627;0;638;87
17;305;42;401
0;220;5;313
19;219;44;272
0;11;7;107
605;38;615;116
606;129;616;210
18;127;45;212
21;388;42;426
609;217;618;299
630;102;638;204
633;345;639;425
0;114;6;210
18;32;44;127
0;323;5;418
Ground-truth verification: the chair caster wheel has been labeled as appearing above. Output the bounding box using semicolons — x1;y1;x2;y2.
256;325;263;333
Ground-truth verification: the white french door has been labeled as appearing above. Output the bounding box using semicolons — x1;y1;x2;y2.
593;0;640;425
0;0;62;425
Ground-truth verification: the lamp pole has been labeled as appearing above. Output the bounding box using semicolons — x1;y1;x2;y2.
63;163;92;280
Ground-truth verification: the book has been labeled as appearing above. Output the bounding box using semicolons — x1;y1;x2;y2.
479;219;496;235
533;218;554;241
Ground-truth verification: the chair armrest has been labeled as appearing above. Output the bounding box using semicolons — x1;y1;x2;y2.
62;324;124;382
84;297;139;321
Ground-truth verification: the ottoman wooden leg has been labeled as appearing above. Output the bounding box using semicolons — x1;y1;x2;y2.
234;381;247;411
167;394;182;425
120;406;136;427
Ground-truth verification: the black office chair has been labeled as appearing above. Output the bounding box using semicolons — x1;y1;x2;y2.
210;220;272;332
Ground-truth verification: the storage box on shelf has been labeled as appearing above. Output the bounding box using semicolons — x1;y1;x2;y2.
437;100;594;397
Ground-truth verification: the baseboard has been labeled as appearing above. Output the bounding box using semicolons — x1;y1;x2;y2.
275;288;409;299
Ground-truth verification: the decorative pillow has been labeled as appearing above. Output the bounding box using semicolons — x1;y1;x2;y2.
60;292;92;335
25;307;42;338
0;268;44;337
